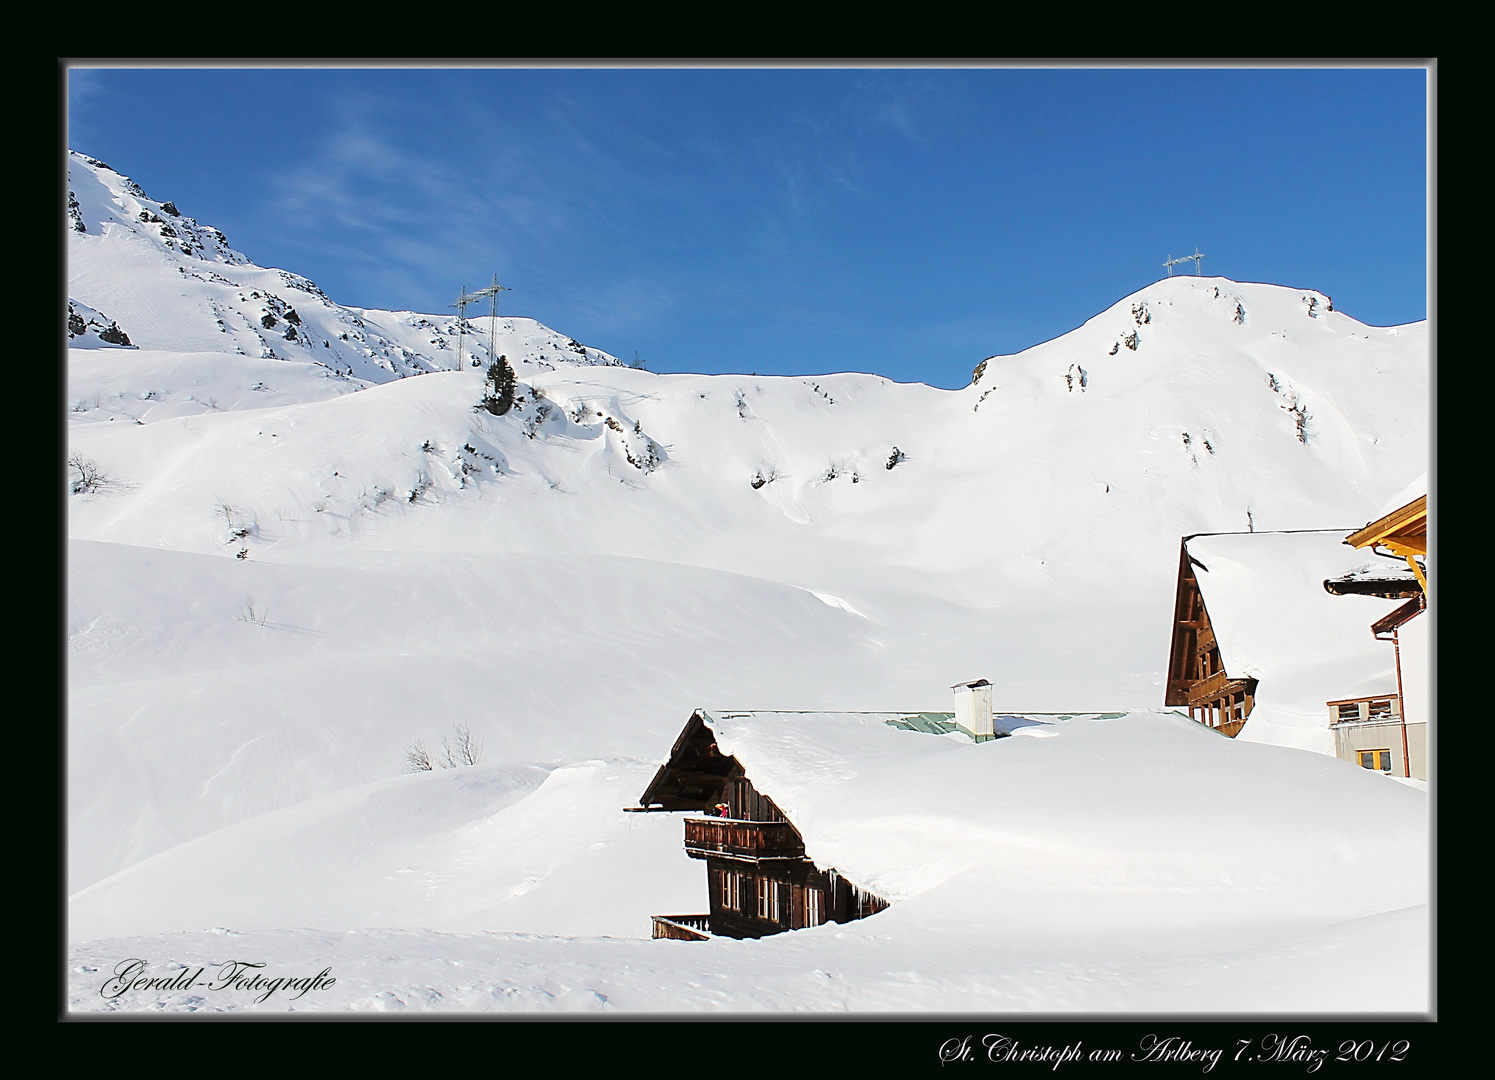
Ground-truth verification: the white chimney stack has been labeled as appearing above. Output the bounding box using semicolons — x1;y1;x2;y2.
951;679;994;740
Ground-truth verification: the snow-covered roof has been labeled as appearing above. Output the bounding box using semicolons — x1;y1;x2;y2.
1182;531;1406;753
691;706;1422;909
1375;474;1427;521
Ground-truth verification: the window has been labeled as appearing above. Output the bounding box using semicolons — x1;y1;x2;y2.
756;877;784;922
720;870;742;912
1359;749;1393;772
805;887;824;927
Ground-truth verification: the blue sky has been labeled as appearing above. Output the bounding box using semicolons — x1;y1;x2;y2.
67;66;1428;389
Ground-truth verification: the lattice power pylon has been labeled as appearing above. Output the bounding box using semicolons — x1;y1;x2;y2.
1162;249;1206;277
452;275;509;371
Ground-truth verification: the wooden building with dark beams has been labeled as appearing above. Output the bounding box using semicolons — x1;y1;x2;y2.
1165;538;1256;736
629;710;889;941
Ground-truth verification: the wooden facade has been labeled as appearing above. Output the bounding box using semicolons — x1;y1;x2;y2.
631;711;890;940
1164;541;1256;737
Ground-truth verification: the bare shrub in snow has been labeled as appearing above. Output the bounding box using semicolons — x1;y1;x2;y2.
441;722;484;768
235;597;267;627
405;724;484;773
215;499;253;543
403;739;434;773
68;454;111;495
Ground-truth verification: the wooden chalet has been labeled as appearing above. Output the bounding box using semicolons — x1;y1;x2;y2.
629;710;889;940
1165;538;1257;736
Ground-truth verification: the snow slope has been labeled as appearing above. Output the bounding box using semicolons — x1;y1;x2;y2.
65;152;1430;1013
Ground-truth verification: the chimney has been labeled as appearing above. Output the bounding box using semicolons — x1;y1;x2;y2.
951;679;994;740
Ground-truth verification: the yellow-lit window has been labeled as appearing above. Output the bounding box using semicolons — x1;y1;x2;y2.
1359;749;1393;772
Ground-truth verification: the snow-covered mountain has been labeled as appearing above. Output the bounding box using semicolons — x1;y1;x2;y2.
65;152;1430;1013
67;151;622;383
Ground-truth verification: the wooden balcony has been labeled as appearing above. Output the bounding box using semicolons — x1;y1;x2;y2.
1186;669;1249;707
651;914;711;941
684;817;805;862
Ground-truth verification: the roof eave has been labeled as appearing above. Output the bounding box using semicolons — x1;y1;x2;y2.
1345;495;1428;553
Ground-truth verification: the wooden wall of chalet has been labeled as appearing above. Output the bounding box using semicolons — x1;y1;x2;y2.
704;857;888;939
1165;541;1256;738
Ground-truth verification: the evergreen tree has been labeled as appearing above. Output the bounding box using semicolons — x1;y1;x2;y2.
481;355;516;416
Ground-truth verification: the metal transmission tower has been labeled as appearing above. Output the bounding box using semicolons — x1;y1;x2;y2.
451;275;509;372
1162;249;1206;277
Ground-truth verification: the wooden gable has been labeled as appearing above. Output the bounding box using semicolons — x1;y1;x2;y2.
633;710;741;812
1163;538;1255;738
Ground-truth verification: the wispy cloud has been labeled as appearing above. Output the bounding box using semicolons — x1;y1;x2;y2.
65;69;114;152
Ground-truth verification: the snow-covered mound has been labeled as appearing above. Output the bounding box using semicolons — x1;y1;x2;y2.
69;759;700;944
67;538;909;889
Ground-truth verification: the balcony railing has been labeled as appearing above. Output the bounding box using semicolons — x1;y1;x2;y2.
1328;696;1400;725
1187;670;1248;707
684;817;805;861
651;914;711;940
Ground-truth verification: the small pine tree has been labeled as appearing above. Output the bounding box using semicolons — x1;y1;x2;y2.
480;355;516;416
